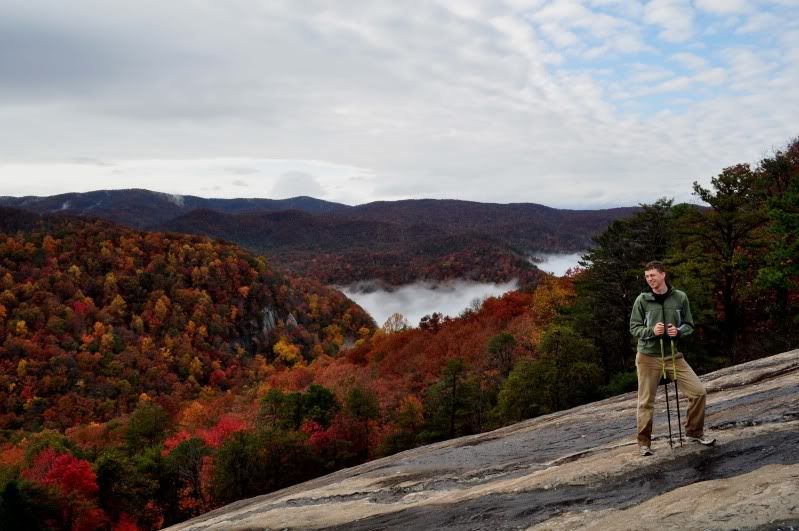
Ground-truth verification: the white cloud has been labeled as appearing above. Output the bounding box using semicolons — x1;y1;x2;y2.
671;52;707;70
588;0;645;19
539;22;580;47
695;0;751;14
737;12;781;33
534;252;585;275
695;67;727;85
271;171;324;199
340;279;520;327
643;0;695;42
532;0;592;21
527;0;647;55
629;63;675;83
721;47;780;91
653;75;693;92
0;0;797;210
620;64;725;98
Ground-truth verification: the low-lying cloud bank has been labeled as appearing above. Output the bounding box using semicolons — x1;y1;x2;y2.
532;252;586;276
340;280;519;329
340;254;584;327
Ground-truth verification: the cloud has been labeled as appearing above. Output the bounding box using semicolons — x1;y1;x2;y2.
588;0;645;19
721;47;780;91
0;15;123;99
0;0;797;209
526;0;647;56
653;75;693;92
695;0;751;14
340;279;520;327
694;67;726;85
629;63;675;83
270;171;324;199
533;252;585;275
538;22;580;47
70;157;115;167
671;52;707;70
643;0;695;42
227;166;259;175
231;179;248;187
736;12;780;33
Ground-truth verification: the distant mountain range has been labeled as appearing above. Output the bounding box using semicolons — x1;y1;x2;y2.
0;189;347;229
0;189;638;285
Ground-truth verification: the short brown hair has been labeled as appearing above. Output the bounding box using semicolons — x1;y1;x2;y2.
645;260;666;273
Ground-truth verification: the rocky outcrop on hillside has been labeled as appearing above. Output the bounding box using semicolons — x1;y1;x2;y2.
168;350;799;530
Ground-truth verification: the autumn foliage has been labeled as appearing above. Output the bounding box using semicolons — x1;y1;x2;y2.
2;137;796;530
0;216;373;432
0;215;562;529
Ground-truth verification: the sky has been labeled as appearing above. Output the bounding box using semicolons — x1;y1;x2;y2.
1;0;797;208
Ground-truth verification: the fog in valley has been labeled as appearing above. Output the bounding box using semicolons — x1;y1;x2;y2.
533;252;586;276
340;279;519;329
341;253;584;327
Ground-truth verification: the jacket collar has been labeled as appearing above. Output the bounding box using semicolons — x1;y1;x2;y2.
642;283;673;300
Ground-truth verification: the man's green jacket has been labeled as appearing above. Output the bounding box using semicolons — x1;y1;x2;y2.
629;286;694;356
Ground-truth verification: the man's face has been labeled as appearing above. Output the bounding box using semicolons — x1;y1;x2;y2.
644;268;666;291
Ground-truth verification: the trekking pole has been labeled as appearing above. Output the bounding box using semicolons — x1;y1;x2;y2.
660;338;674;450
671;340;683;447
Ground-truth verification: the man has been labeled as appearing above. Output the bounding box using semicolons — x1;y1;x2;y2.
629;261;715;456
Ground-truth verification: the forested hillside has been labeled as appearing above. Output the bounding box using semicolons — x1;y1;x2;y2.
1;191;637;286
160;200;636;286
0;137;797;531
164;209;541;286
0;212;373;431
0;212;552;529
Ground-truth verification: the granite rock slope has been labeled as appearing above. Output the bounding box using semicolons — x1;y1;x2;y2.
168;350;799;531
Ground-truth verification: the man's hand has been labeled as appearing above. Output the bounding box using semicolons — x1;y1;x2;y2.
667;324;679;338
653;322;665;336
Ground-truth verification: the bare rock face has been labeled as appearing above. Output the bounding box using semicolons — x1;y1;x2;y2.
167;350;799;530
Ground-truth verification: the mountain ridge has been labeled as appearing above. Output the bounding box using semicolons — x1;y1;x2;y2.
0;189;351;230
1;189;638;285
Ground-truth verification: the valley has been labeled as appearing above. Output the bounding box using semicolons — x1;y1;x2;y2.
2;137;798;531
0;191;630;286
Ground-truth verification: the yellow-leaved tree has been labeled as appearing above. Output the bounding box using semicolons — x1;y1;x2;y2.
273;338;303;367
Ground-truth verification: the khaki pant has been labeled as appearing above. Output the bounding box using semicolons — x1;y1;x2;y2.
636;351;707;446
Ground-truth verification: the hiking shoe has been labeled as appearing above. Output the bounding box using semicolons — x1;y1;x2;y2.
639;445;652;456
686;435;716;446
